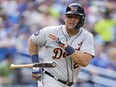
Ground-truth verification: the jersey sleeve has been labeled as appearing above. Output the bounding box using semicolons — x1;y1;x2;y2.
81;33;95;56
30;27;48;47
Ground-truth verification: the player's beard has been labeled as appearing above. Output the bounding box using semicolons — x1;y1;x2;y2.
66;24;79;35
66;23;74;30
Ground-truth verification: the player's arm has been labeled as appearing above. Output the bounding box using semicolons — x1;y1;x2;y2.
28;37;38;55
28;28;47;63
28;36;42;81
28;37;39;56
65;33;94;67
69;51;93;67
28;37;40;63
61;44;93;67
64;34;94;67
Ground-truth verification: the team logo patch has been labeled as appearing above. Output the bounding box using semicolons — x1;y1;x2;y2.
70;6;77;12
34;30;40;36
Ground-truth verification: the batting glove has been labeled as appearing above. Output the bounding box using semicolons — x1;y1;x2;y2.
32;67;42;81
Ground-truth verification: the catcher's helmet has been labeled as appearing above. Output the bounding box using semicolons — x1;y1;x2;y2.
65;3;85;29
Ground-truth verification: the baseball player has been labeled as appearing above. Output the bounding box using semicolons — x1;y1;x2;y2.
28;3;95;87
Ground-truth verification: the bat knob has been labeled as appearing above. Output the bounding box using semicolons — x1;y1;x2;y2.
52;62;57;68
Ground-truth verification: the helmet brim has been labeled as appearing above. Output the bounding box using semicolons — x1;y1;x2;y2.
65;11;83;16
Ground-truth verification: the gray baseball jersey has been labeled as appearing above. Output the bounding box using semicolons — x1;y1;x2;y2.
30;25;95;82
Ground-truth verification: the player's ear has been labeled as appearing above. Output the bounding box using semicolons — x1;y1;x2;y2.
64;15;66;22
64;15;66;19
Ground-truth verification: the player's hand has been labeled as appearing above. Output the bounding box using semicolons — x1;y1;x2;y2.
49;34;68;48
32;67;42;81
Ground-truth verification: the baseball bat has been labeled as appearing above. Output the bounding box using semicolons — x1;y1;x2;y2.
10;61;56;69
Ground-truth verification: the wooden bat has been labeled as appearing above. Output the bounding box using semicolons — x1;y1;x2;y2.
10;61;56;69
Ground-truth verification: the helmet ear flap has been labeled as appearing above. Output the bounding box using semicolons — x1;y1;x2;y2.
80;16;85;27
74;16;85;29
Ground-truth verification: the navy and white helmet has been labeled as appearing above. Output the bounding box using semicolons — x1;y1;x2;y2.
65;3;85;29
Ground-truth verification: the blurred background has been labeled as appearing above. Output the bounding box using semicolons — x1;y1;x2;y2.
0;0;116;87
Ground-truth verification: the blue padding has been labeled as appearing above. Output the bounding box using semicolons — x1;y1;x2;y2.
31;54;39;63
65;45;75;56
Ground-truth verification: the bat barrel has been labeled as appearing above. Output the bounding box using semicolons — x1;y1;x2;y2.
33;62;56;68
10;64;16;69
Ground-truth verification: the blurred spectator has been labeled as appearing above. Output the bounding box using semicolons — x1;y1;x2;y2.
17;0;29;14
37;4;60;27
0;54;14;87
0;19;7;40
94;7;116;46
0;32;17;61
106;47;116;71
17;15;31;35
22;2;43;27
90;44;110;68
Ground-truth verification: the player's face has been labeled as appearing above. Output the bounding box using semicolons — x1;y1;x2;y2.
64;14;80;30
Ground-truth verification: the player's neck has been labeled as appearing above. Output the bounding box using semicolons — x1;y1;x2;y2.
67;29;79;37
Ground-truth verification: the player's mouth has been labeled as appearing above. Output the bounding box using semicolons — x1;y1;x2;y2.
69;23;75;26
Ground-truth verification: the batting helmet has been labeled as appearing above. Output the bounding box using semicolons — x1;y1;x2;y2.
65;3;85;29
